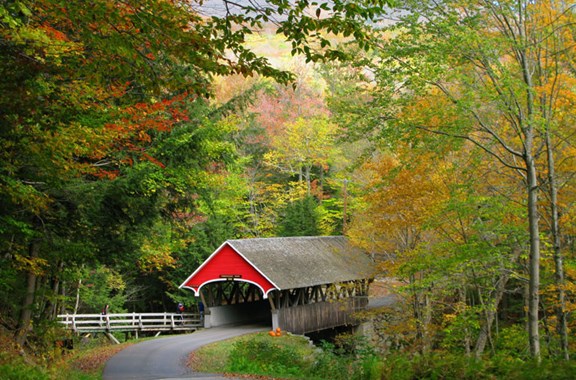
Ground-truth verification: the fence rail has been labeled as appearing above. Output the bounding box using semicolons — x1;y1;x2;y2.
57;312;202;333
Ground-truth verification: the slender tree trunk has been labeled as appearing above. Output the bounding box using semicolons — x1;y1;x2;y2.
409;274;424;352
541;301;554;356
526;154;541;360
52;262;63;319
474;292;491;357
305;165;311;195
410;273;432;354
342;179;348;233
74;278;82;314
455;287;472;356
475;269;511;356
319;164;324;196
475;246;522;357
473;275;494;356
515;0;541;358
423;291;432;354
545;131;569;360
44;261;63;320
60;280;67;315
15;240;40;347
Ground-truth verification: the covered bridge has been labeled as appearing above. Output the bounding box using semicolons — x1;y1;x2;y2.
179;236;375;334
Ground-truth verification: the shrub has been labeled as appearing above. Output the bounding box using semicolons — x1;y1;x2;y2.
493;324;530;359
197;331;385;380
311;342;351;379
0;363;49;380
227;335;313;378
378;351;576;380
312;340;383;380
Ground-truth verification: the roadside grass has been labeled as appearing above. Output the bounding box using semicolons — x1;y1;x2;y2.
190;331;576;380
189;331;383;380
188;333;239;373
0;329;134;380
190;331;317;378
58;339;134;380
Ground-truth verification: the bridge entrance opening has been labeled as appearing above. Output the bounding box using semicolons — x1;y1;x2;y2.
200;281;271;328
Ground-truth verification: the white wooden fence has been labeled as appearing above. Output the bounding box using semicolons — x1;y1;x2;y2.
57;312;202;334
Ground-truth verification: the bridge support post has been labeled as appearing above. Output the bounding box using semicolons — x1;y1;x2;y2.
271;310;279;332
203;310;212;328
104;332;120;345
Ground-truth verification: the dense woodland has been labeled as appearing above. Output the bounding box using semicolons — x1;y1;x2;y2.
1;0;576;374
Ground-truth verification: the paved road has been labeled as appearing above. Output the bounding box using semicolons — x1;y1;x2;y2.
103;297;395;380
103;324;268;380
368;294;399;309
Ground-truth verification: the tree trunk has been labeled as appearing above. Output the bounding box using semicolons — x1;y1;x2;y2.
409;274;424;351
475;267;511;356
545;131;569;360
410;273;432;355
342;179;348;233
456;287;472;356
59;279;67;315
74;278;82;314
305;165;311;195
475;246;522;357
44;261;63;320
15;240;40;347
515;0;541;359
423;291;432;354
526;155;541;360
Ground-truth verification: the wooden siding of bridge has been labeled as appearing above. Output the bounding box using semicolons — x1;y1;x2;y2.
277;296;368;334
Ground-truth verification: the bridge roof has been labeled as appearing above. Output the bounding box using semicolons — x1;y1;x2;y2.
179;236;375;298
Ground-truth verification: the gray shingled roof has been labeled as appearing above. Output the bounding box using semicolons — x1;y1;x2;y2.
227;236;375;290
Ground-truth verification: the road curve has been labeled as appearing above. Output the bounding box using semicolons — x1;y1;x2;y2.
103;324;268;380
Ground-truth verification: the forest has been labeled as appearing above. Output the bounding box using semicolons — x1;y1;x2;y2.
1;0;575;377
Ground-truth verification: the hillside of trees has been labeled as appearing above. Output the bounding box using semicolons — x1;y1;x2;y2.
1;0;575;375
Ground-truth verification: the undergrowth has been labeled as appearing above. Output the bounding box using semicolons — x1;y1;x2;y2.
379;352;576;380
192;331;576;380
0;328;133;380
191;331;383;380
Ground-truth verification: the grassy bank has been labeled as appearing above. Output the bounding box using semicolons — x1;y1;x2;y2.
0;330;133;380
190;331;383;380
190;331;576;380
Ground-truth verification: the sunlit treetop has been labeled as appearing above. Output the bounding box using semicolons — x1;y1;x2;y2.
1;0;392;99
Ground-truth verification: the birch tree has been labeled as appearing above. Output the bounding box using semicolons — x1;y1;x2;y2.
356;0;576;359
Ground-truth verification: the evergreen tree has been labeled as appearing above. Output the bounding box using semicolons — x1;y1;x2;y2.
277;196;320;237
